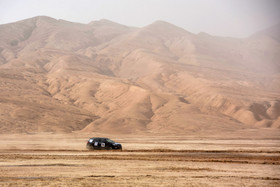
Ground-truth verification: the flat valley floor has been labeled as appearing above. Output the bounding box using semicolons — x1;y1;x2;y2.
0;133;279;186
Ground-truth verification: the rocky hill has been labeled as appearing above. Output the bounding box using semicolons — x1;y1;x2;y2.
0;16;279;134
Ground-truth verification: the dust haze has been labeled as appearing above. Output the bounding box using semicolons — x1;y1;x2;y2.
0;14;280;186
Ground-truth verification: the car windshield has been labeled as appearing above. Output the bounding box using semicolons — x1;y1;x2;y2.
106;139;115;144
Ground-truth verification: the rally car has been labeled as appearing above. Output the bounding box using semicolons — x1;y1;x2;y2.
86;137;122;150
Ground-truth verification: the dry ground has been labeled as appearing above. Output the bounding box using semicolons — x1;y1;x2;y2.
0;133;279;186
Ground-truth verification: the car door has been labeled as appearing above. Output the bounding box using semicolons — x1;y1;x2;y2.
92;138;100;149
104;139;113;149
100;139;106;149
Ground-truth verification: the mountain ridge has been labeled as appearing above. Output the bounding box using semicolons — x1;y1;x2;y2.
0;16;279;134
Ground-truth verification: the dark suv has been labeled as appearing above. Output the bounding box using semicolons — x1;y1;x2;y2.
86;137;122;150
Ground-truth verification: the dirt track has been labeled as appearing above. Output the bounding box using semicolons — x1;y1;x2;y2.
0;134;280;186
0;149;280;186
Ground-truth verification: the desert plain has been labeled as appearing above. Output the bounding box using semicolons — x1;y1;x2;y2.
0;16;280;186
0;131;280;186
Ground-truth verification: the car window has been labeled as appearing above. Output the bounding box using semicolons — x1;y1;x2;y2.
107;139;115;144
95;138;100;142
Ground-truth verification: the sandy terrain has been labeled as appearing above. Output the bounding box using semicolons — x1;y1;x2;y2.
0;133;279;186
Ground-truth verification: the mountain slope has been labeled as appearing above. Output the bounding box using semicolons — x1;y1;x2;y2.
0;16;279;134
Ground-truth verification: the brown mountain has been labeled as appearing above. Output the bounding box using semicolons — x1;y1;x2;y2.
0;16;279;134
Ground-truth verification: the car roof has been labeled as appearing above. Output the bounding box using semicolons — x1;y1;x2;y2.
89;137;109;140
90;137;108;139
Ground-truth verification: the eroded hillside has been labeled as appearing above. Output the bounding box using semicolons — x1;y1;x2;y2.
0;16;279;134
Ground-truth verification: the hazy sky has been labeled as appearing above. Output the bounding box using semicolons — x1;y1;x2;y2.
0;0;279;37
